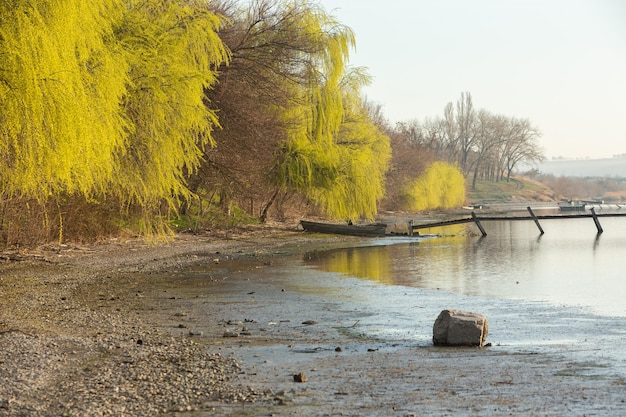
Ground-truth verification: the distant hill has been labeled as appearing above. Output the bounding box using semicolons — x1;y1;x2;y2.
527;158;626;178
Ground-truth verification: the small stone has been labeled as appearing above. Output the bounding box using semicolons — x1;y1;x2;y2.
301;320;317;325
223;330;239;338
335;346;343;352
293;372;307;382
189;330;204;336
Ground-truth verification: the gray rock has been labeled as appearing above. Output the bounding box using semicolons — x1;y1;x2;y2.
432;309;488;347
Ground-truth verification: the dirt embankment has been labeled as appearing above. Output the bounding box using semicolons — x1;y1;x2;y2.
1;226;625;416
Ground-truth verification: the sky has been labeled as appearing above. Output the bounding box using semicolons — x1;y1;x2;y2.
317;0;626;159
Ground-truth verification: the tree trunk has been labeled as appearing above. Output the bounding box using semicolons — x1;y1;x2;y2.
259;188;280;223
471;165;479;191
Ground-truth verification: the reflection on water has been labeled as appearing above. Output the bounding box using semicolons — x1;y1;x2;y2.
303;224;467;285
305;245;392;283
304;217;626;317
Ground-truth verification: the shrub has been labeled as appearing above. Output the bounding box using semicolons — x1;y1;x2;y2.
402;162;465;211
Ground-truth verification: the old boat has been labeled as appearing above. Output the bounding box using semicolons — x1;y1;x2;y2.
300;220;387;237
558;199;586;212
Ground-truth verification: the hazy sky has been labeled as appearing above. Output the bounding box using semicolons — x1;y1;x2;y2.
318;0;626;159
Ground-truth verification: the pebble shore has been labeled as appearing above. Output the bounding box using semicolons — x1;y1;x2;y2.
1;229;313;416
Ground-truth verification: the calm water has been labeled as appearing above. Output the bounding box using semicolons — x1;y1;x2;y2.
307;217;626;317
290;216;626;377
171;216;626;379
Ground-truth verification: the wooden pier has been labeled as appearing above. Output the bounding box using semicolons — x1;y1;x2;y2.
408;207;626;237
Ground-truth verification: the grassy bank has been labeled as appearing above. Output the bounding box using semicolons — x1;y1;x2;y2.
466;177;557;204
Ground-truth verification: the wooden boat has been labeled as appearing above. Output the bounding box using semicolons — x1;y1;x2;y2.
558;199;586;212
300;220;387;237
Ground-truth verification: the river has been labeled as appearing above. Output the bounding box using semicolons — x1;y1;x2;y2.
279;216;626;378
171;215;626;383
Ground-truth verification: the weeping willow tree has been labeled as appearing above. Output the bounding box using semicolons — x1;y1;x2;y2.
271;2;391;221
0;0;128;199
111;0;229;232
303;73;391;221
0;0;228;241
402;161;466;212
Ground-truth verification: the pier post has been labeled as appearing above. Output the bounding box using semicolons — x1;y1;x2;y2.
471;212;487;236
590;207;603;234
408;219;414;237
527;206;545;235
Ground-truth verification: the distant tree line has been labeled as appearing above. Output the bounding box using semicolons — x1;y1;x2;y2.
528;173;626;202
392;92;544;190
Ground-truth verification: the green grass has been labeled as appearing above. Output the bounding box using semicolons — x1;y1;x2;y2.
467;177;555;204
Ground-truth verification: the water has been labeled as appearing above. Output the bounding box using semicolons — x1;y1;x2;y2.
170;216;626;380
291;217;626;377
306;218;626;317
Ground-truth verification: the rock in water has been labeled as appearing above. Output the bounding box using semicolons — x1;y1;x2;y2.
432;309;489;347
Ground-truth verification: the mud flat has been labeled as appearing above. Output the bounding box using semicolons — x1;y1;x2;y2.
1;226;625;416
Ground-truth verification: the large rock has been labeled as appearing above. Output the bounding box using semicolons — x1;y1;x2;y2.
432;309;489;347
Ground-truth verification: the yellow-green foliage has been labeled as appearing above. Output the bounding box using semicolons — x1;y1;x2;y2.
403;162;466;211
0;0;391;242
273;2;390;220
307;96;391;220
274;1;353;184
0;0;228;238
0;0;128;199
113;0;229;208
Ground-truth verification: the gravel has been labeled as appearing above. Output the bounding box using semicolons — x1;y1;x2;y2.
1;227;322;416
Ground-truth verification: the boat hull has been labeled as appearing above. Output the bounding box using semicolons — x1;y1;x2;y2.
558;200;586;212
300;220;387;237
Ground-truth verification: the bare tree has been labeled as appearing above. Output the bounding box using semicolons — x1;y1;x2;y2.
499;118;544;181
470;110;507;190
442;101;458;163
381;125;437;210
361;97;389;130
455;92;478;174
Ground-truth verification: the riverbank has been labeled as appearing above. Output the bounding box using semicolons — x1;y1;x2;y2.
1;224;625;416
